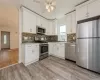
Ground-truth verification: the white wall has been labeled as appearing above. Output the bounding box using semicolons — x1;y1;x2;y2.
0;6;19;50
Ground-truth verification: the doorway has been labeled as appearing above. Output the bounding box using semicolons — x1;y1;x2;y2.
1;31;10;50
0;6;19;68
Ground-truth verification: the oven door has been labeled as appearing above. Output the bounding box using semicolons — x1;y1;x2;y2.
40;44;48;55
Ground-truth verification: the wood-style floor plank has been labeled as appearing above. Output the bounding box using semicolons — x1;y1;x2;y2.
0;49;18;68
0;56;100;80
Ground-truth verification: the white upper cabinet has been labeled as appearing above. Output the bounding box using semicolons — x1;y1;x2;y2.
36;15;41;26
76;0;100;21
52;20;57;35
76;5;88;21
22;7;36;33
88;0;100;18
72;12;76;33
66;11;76;34
47;21;52;35
47;20;57;35
66;13;72;34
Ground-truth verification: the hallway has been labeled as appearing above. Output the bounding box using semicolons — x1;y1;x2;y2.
0;49;18;68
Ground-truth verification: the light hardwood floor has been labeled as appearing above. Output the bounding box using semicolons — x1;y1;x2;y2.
0;56;100;80
0;49;18;68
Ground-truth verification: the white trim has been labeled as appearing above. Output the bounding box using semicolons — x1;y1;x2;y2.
18;7;22;63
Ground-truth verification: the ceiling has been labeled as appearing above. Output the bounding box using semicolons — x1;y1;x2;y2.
0;0;88;19
22;0;87;19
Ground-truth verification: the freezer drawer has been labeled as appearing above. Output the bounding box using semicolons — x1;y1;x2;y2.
76;38;100;73
77;20;100;38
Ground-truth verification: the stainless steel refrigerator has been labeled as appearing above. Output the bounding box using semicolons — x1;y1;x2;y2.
76;16;100;73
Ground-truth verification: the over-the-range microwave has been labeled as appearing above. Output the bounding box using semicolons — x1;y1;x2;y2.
36;26;46;34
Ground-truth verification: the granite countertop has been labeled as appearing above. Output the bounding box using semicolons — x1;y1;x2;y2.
22;41;67;44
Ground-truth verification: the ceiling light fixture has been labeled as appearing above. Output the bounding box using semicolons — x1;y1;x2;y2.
45;0;56;12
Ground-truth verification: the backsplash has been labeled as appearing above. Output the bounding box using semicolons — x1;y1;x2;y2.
22;33;58;43
47;35;58;42
22;33;36;43
67;33;76;43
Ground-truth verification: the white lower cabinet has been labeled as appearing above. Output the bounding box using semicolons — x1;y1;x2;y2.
22;44;39;66
49;43;65;59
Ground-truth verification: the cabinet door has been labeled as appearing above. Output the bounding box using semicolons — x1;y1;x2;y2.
32;44;39;61
52;20;57;35
25;44;34;63
88;0;100;18
66;14;72;34
76;5;88;21
58;43;65;59
47;21;52;35
22;8;31;33
22;8;36;33
72;12;76;33
36;16;41;26
52;43;58;56
49;43;52;55
44;20;49;35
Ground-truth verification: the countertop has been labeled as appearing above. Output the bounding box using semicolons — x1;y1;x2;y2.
22;41;67;44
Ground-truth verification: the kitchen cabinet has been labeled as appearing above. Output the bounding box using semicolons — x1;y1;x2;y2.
66;14;72;34
49;43;65;59
22;7;36;33
88;0;100;18
22;43;39;66
76;0;100;21
47;21;52;35
52;20;57;35
57;43;65;59
66;11;76;34
65;43;76;61
46;20;57;35
36;15;41;26
76;5;88;21
72;12;76;33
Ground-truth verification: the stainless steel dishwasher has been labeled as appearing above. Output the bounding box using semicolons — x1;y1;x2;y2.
65;42;76;62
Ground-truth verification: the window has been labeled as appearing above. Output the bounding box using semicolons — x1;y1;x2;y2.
4;35;7;44
58;25;66;41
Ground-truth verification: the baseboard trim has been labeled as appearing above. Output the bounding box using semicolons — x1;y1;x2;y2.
65;58;76;63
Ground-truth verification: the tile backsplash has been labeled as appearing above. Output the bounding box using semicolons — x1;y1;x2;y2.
22;33;58;43
22;33;36;43
47;35;58;42
67;33;76;43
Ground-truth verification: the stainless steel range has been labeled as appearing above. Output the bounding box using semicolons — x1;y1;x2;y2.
39;43;48;60
34;30;48;60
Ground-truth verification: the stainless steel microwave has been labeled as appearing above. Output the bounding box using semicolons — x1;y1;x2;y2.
36;26;46;34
